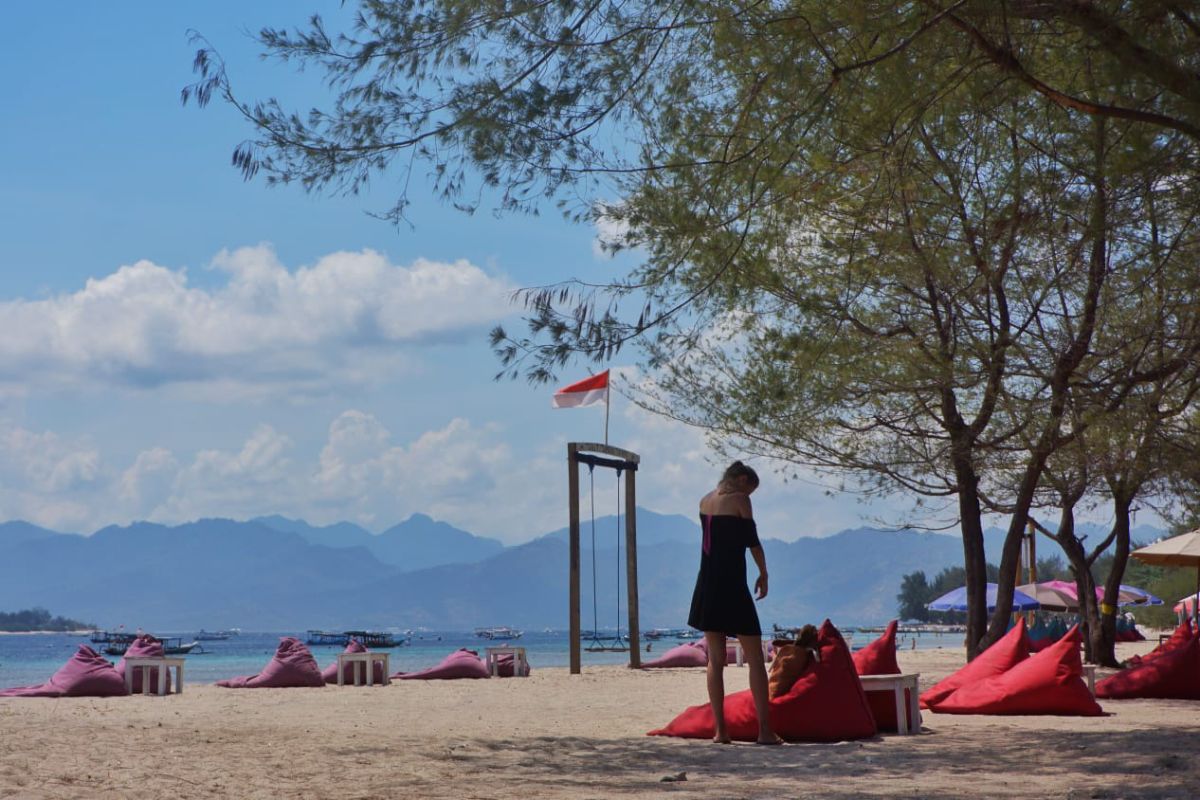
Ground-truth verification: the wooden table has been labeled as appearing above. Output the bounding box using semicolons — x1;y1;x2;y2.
859;673;921;735
485;646;529;677
336;652;390;686
124;656;185;696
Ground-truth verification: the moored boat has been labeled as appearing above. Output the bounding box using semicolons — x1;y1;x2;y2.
195;629;237;641
89;629;137;645
102;636;201;656
645;627;695;640
474;626;523;640
305;630;407;648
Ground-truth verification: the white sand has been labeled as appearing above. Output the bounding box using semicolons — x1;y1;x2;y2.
2;639;1198;799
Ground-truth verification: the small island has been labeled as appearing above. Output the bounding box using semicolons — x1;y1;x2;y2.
0;607;93;633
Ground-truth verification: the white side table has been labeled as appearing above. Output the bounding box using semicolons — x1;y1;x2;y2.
124;656;185;696
485;646;529;677
732;639;770;667
336;652;390;686
859;673;921;735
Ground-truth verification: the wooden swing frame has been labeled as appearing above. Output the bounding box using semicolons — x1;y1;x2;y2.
567;442;641;673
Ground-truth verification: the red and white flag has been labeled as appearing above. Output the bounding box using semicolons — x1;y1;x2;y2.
551;369;610;408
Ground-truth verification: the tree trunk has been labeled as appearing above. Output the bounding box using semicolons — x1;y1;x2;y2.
955;457;989;660
1052;504;1096;662
1095;494;1134;667
1076;563;1099;665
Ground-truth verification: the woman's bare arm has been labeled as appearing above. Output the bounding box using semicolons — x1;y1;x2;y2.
750;546;768;599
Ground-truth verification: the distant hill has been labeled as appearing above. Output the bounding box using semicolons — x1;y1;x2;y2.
0;512;1163;630
0;520;68;548
540;508;701;546
253;513;505;571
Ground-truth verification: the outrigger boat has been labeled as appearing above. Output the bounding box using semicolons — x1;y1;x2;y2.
644;627;696;640
102;636;201;656
474;626;523;640
89;630;137;645
305;630;407;648
195;628;239;640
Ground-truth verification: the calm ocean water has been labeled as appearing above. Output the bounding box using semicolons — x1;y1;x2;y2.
0;628;960;688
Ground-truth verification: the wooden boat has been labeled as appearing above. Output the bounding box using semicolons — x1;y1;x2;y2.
89;630;137;645
305;630;407;648
645;627;696;640
474;626;523;640
102;637;200;656
195;629;237;641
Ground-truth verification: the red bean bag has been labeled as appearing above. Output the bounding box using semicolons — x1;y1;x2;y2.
1127;620;1193;666
0;645;129;698
929;625;1103;716
1029;637;1055;652
1097;636;1200;700
116;635;171;693
852;620;919;732
647;620;877;742
321;639;385;684
643;641;708;669
920;618;1030;709
217;637;325;688
394;648;490;680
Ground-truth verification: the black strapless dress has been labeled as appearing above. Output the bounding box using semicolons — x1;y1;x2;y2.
687;514;762;636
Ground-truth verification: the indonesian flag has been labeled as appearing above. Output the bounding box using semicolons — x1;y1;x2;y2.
552;369;610;408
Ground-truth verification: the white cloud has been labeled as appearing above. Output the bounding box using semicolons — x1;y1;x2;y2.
0;422;105;530
0;245;515;394
118;447;178;509
592;207;633;260
0;404;939;542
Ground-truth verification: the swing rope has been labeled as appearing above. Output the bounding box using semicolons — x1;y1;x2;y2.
613;469;622;649
587;464;603;649
584;463;629;653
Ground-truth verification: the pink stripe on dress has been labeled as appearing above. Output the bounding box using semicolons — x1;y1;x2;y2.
702;514;712;555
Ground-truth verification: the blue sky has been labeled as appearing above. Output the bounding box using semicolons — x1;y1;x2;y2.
3;2;1122;543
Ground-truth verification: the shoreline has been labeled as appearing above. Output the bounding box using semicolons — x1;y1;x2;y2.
3;640;1199;798
0;629;92;636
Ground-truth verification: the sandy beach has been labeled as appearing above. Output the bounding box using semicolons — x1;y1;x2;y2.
2;639;1198;799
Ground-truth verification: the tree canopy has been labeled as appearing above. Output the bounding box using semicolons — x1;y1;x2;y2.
185;0;1200;655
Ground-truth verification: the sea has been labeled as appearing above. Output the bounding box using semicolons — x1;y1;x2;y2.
0;627;962;688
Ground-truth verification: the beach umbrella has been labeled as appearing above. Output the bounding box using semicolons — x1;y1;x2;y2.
1116;584;1163;606
1019;580;1162;612
1131;529;1200;626
1016;582;1079;613
927;583;1040;613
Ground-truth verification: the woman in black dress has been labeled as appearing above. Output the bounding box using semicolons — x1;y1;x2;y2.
688;461;779;745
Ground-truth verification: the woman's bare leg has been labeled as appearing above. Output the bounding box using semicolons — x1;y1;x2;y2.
704;632;730;743
738;634;782;744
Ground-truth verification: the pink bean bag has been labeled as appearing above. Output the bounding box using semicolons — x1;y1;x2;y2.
494;652;531;677
0;645;129;698
643;641;709;668
321;639;385;684
1097;636;1200;700
852;620;919;732
217;637;325;688
648;620;877;742
920;618;1031;709
116;635;171;693
930;625;1103;716
393;648;490;680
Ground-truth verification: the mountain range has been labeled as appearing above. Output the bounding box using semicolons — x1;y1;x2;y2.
0;513;1165;631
